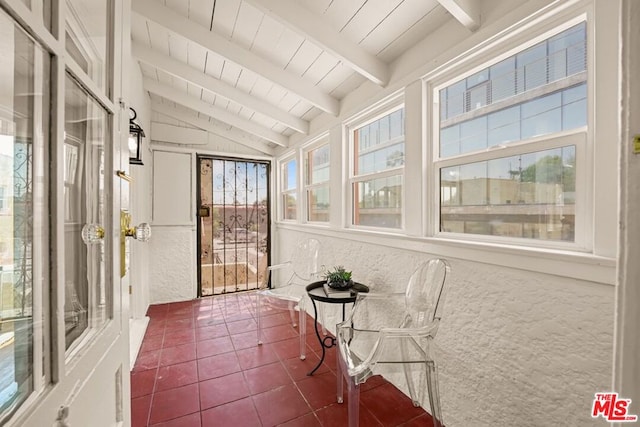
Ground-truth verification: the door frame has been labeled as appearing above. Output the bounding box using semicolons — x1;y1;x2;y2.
196;155;271;297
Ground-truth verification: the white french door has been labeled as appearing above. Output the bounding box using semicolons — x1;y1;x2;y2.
0;0;131;426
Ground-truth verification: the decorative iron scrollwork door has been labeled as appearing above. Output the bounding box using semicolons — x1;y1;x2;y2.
197;157;269;296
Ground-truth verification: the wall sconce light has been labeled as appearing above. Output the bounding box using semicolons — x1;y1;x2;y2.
129;107;145;165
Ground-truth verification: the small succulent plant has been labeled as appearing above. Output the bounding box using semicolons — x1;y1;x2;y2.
324;266;353;289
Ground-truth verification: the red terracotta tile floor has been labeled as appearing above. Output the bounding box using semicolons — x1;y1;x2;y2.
131;292;436;427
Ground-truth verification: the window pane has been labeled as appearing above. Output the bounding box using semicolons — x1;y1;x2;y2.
354;109;404;176
307;186;330;222
0;10;50;421
283;193;296;220
353;175;402;228
282;159;296;191
306;144;329;185
440;146;576;241
64;75;109;350
66;0;109;93
439;22;586;128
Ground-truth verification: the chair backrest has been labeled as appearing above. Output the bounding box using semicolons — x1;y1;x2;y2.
404;259;450;328
289;238;320;282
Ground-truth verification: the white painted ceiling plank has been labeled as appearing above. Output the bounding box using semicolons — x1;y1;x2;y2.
152;102;275;155
376;5;450;62
131;16;151;45
151;122;209;145
210;0;241;39
286;40;323;78
316;62;355;93
164;0;188;18
322;0;367;33
139;17;171;54
187;43;208;71
233;1;263;50
187;0;215;29
340;0;404;46
296;0;332;16
168;33;189;63
270;28;305;70
244;0;389;86
144;78;288;146
132;0;339;114
250;14;286;66
437;0;481;31
204;53;225;79
303;51;342;86
358;0;440;56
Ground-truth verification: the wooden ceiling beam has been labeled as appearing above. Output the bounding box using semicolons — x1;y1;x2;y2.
151;103;275;155
145;78;288;147
244;0;389;86
133;43;309;134
437;0;481;31
132;0;340;115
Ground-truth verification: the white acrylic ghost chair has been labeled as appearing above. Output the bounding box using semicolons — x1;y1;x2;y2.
256;238;322;360
336;258;450;427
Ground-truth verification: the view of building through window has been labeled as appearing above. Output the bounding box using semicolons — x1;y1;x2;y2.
352;107;405;229
305;143;330;222
438;22;586;242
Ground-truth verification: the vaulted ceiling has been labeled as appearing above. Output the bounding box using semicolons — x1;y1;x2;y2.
131;0;485;154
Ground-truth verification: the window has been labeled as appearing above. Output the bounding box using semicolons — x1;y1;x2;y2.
436;22;587;244
351;106;405;229
281;157;297;221
304;142;330;223
0;8;50;421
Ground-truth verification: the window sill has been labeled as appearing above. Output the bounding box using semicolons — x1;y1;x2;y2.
275;222;616;285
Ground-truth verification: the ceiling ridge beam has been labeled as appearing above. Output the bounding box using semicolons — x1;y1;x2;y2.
244;0;389;86
152;103;275;155
133;43;309;134
437;0;481;31
145;78;288;147
132;0;339;115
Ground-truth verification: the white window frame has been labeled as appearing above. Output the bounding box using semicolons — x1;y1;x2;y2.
279;154;298;222
429;15;593;252
347;101;406;231
303;135;330;224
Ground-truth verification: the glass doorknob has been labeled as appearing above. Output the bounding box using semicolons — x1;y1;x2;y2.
134;223;151;242
81;224;105;244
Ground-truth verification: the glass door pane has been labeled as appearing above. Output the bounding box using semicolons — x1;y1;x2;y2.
63;75;109;350
0;8;50;422
65;0;109;94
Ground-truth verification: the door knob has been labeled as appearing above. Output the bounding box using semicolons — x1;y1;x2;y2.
81;224;104;244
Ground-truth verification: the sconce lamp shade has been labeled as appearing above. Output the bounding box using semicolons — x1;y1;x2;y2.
129;107;145;165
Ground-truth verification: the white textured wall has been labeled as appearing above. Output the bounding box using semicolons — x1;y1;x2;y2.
149;226;196;303
277;228;614;427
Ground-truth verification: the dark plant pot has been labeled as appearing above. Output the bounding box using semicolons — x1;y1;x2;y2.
327;279;354;290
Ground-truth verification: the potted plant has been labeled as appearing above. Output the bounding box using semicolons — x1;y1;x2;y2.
324;266;354;290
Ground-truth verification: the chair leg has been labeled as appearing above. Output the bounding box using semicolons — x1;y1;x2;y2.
337;352;344;403
288;300;297;327
425;360;443;427
256;292;263;346
400;339;420;406
347;376;360;427
298;300;306;360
